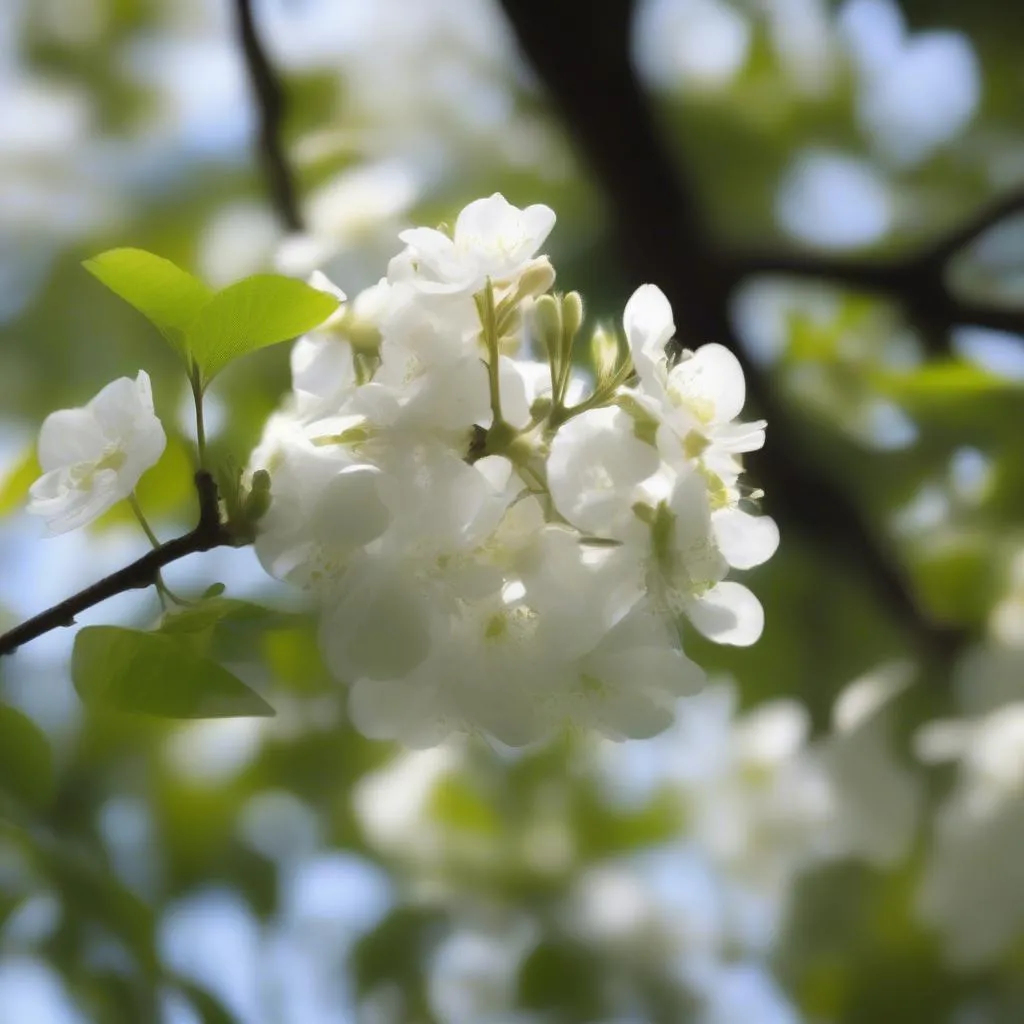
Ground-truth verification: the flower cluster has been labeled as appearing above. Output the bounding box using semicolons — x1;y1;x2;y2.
251;194;778;746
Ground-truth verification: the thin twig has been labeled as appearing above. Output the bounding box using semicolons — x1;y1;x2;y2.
0;473;232;657
233;0;304;232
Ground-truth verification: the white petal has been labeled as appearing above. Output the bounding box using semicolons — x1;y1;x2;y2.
520;203;557;249
547;406;659;534
623;284;674;376
320;565;432;681
713;419;766;453
591;689;676;741
309;465;391;549
28;469;121;535
36;409;105;470
497;355;532;429
395;227;463;284
668;344;746;424
712;508;779;569
348;677;448;746
119;418;166;493
454;193;512;241
89;371;155;437
291;335;355;404
592;645;705;699
686;581;764;646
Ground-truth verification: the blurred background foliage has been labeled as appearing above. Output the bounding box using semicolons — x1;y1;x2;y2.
1;0;1024;1020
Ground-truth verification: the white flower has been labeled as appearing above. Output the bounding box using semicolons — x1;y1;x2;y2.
547;405;661;537
640;471;767;648
252;420;391;590
623;284;766;480
245;200;780;748
27;371;165;534
392;193;555;296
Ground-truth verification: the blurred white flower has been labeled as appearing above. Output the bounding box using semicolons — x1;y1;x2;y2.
916;702;1024;967
817;661;922;866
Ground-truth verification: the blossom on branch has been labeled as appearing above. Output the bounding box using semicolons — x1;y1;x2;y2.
250;195;777;746
27;371;166;534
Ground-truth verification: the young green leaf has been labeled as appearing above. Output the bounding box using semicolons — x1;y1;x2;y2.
83;248;215;358
186;274;340;385
72;626;275;719
0;704;54;807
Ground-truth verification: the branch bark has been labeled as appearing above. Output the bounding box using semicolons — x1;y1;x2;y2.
0;473;233;658
234;0;304;232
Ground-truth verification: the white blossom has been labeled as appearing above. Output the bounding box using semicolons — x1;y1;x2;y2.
248;195;778;746
28;371;165;534
392;193;555;297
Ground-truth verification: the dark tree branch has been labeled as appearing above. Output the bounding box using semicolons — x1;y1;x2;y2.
0;473;233;658
918;188;1024;270
498;0;973;659
728;190;1024;347
234;0;304;232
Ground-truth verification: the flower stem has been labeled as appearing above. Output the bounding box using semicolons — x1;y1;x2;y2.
128;494;189;606
477;280;504;428
128;493;161;550
190;368;208;469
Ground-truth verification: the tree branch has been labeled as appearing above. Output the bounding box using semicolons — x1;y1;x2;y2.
233;0;304;232
728;211;1024;349
0;473;233;658
497;0;972;660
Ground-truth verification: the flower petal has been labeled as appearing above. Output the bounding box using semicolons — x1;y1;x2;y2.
623;284;675;381
712;508;780;570
669;343;746;424
686;581;764;646
37;409;105;470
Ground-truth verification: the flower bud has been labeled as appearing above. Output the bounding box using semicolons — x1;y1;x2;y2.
561;291;584;343
532;294;562;359
516;256;556;300
590;325;620;381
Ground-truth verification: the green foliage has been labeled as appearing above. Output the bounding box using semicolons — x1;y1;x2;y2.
71;625;275;718
185;274;339;385
83;248;214;358
0;704;54;807
84;250;340;388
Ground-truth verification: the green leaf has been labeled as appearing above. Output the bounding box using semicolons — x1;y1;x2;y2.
72;626;275;719
159;597;289;636
0;704;54;807
83;248;214;357
186;274;339;384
